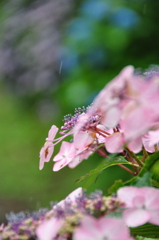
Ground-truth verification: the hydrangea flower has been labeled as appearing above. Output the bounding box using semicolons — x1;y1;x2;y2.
39;66;159;173
117;186;159;227
73;215;133;240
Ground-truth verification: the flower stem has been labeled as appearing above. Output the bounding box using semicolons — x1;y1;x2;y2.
122;150;140;174
142;146;149;162
118;164;137;176
154;144;158;152
126;149;144;167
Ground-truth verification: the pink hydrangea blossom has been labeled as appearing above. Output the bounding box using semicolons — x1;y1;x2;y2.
36;217;63;240
73;215;133;240
82;66;159;151
39;66;159;172
117;186;159;227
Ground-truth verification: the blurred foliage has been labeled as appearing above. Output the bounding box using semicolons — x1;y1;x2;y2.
0;0;159;223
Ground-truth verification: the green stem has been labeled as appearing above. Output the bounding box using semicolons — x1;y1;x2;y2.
122;150;140;174
154;144;158;152
126;149;144;167
142;146;149;162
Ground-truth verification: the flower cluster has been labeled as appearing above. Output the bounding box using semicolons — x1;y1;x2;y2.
40;66;159;173
0;187;122;240
2;65;159;240
1;186;159;240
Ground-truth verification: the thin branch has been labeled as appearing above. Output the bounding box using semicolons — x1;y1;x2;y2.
118;164;137;176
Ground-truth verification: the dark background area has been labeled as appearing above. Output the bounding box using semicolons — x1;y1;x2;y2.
0;0;159;223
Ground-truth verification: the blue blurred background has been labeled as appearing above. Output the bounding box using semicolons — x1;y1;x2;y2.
0;0;159;223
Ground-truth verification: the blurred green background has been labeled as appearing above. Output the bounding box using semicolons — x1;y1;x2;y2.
0;0;159;223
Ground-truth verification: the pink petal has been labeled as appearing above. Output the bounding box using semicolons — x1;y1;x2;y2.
102;107;121;128
66;187;83;201
100;217;132;240
74;216;132;240
39;125;58;170
123;208;150;227
147;130;159;147
105;132;124;153
127;137;142;153
74;216;101;240
74;131;94;150
121;107;155;141
117;187;142;208
53;158;69;171
68;156;82;168
149;210;159;226
53;142;76;162
53;142;77;171
46;125;58;142
140;187;159;210
36;217;63;240
142;134;155;153
39;142;54;170
54;187;83;209
132;196;145;208
68;148;93;168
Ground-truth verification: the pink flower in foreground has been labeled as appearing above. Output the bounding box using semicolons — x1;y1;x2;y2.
36;217;63;240
39;125;58;170
117;186;159;227
74;215;133;240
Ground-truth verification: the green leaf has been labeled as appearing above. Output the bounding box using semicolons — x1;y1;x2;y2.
106;211;122;218
152;179;159;188
75;155;137;186
108;179;124;194
124;152;159;188
130;171;152;187
136;237;159;240
139;151;159;177
151;160;159;183
131;223;159;238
